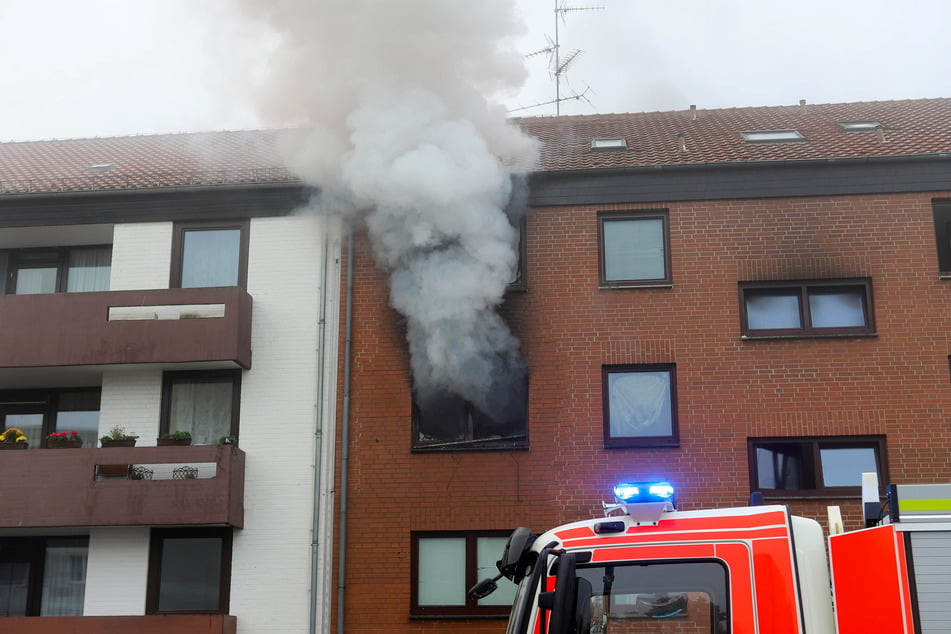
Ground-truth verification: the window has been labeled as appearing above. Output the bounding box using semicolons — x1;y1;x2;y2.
161;371;240;446
411;531;516;617
508;217;526;290
0;537;88;616
837;121;882;131
740;130;805;142
598;211;671;287
0;246;111;295
740;279;874;337
748;436;886;497
591;138;628;150
146;528;231;614
576;560;729;631
0;389;100;449
171;221;248;288
934;201;951;275
602;364;678;448
412;386;527;451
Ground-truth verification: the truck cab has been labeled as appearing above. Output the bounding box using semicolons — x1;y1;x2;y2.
480;481;835;634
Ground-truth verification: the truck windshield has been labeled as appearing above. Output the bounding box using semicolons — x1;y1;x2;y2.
577;560;729;634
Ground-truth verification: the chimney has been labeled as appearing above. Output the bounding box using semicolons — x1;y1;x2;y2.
677;134;687;152
876;126;887;143
689;104;697;120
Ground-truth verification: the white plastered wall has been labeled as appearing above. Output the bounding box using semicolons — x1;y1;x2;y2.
109;222;173;291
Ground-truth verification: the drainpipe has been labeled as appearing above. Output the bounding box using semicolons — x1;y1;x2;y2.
336;225;354;634
309;220;334;634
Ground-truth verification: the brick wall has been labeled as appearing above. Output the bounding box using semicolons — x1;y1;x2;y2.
335;190;951;632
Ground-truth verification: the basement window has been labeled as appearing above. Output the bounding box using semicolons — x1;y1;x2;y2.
837;121;881;131
740;130;805;143
591;138;628;150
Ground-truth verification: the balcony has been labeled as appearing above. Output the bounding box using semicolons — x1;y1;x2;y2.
0;615;236;633
0;445;244;528
0;287;252;370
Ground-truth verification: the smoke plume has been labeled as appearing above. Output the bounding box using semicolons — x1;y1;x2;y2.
233;0;539;421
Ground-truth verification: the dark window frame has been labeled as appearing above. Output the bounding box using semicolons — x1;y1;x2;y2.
146;527;232;615
748;435;887;499
170;220;250;289
598;210;672;288
602;364;679;449
934;201;951;276
739;279;875;338
410;530;513;618
1;245;111;295
411;387;529;452
0;536;88;617
507;216;527;292
159;370;241;443
0;388;101;448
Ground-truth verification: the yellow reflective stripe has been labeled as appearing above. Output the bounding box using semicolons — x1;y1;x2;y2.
899;499;951;512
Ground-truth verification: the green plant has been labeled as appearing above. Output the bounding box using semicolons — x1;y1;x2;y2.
216;435;237;448
160;430;192;441
99;425;139;444
46;431;83;443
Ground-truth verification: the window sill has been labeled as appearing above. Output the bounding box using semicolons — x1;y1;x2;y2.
599;283;673;290
940;272;951;280
741;332;878;341
410;613;509;620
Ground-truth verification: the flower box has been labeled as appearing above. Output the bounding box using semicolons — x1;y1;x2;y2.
47;440;82;449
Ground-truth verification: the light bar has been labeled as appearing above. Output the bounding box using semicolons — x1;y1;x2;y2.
614;481;675;504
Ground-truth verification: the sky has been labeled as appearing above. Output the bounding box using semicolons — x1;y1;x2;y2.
1;0;950;143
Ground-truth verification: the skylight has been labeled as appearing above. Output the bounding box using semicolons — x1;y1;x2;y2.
837;121;882;131
87;163;115;172
741;130;805;143
590;138;628;150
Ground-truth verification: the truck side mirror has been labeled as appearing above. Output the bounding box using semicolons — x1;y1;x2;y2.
547;552;577;634
498;527;537;583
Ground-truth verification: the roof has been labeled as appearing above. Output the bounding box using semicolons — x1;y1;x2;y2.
1;98;950;195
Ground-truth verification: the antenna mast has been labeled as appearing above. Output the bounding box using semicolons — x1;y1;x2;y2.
521;0;603;116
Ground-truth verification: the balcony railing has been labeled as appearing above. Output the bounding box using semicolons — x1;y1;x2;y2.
0;286;252;370
0;445;244;528
0;614;236;634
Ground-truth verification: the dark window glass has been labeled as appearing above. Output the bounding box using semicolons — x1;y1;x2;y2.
740;279;874;337
0;537;87;617
162;371;240;446
576;561;729;631
412;386;527;451
0;389;101;449
147;528;231;614
934;201;951;274
602;364;678;448
749;436;886;497
599;211;671;287
411;531;515;617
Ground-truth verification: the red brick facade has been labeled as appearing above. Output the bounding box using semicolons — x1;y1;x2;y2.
335;189;951;631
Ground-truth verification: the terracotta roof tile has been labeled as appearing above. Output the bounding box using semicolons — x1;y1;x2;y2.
2;98;950;195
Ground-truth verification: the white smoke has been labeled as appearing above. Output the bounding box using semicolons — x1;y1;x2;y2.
232;0;539;419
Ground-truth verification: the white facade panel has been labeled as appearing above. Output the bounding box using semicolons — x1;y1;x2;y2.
82;527;150;616
110;222;173;291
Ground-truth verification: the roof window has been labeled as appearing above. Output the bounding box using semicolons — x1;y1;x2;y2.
740;130;805;143
837;121;882;131
591;138;628;151
87;164;115;172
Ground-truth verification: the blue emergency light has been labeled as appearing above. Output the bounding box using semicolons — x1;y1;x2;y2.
613;481;675;505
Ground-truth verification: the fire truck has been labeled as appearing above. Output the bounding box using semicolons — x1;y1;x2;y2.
471;477;951;633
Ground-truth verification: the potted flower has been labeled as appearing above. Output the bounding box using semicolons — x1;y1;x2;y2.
157;430;192;446
45;431;83;448
0;427;28;450
99;426;139;448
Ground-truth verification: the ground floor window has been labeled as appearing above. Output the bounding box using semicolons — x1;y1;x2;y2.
0;537;88;616
411;531;516;617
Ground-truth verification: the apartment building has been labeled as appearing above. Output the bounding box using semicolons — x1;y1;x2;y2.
336;99;951;632
2;98;951;634
0;131;342;633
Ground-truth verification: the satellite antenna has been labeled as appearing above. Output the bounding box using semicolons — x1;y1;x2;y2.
517;0;603;116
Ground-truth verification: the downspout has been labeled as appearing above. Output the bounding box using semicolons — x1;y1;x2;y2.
309;222;333;634
336;224;354;634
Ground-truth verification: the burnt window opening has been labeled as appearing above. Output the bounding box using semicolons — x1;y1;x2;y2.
412;385;528;451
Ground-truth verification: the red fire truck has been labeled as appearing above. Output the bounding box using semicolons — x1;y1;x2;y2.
471;478;951;633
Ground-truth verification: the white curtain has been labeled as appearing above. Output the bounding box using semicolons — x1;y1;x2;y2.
40;538;87;616
170;381;233;445
67;248;111;292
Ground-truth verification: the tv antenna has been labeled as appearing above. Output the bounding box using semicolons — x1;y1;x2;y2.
516;0;604;116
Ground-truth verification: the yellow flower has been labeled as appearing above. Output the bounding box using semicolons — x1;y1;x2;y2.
15;436;26;443
0;435;5;442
